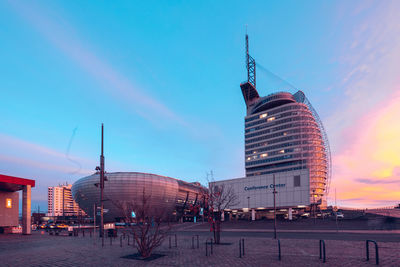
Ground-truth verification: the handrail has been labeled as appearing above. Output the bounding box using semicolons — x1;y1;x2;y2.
366;240;379;265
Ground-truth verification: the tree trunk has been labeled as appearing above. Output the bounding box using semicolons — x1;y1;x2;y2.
215;219;221;244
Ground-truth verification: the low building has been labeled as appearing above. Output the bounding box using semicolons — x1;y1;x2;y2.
211;169;310;220
0;174;35;234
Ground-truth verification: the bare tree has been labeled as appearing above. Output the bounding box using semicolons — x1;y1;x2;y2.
207;172;239;244
114;189;172;259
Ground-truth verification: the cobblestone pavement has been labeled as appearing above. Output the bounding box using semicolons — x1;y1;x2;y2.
0;230;399;266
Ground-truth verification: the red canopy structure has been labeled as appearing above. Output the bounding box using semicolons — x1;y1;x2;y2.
0;174;35;235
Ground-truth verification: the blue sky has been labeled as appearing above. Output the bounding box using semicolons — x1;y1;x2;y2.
1;1;400;210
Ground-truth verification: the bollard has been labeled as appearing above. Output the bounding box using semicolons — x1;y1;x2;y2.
110;235;112;246
192;236;194;249
128;235;130;246
120;235;122;247
366;240;379;265
319;240;326;263
83;229;85;237
277;239;281;261
239;239;242;258
210;238;213;255
175;234;177;248
197;235;199;249
242;238;245;256
206;239;208;256
169;236;171;249
102;236;104;247
90;229;92;238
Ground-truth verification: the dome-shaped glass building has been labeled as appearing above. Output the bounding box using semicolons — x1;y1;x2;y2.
71;172;206;222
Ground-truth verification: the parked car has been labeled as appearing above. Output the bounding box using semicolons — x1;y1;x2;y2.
47;223;56;229
56;223;69;229
335;212;344;219
300;212;310;218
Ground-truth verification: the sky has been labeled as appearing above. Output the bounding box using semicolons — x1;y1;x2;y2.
0;0;399;211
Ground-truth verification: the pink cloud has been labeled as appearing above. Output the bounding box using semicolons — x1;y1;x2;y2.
331;90;400;208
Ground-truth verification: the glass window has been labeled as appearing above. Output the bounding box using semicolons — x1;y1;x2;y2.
294;175;301;187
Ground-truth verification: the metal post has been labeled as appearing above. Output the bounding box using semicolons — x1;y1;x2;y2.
169;236;171;249
273;174;277;239
99;124;105;250
278;239;281;261
175;233;177;247
192;236;194;249
120;235;122;247
93;203;96;237
319;240;326;263
127;235;130;246
239;239;242;258
366;240;379;265
242;238;245;255
110;235;112;246
206;239;208;256
210;238;213;255
197;235;199;248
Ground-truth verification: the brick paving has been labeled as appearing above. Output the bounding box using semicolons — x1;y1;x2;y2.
0;230;399;266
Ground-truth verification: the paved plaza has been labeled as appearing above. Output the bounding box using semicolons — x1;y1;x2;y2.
0;225;399;267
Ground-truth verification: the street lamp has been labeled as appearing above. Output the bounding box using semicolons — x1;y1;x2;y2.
247;196;250;221
312;189;316;224
273;174;277;239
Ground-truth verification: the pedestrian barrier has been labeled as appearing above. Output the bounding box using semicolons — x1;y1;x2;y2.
366;240;379;265
206;238;213;256
319;240;326;263
277;239;281;261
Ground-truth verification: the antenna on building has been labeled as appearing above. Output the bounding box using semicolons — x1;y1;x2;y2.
245;32;256;88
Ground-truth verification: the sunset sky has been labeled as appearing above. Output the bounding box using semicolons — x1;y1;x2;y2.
1;0;399;211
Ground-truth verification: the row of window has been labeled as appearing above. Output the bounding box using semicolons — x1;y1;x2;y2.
246;160;305;172
247;166;305;176
246;141;302;155
245;126;321;145
245;104;303;123
245;115;315;133
246;148;295;161
245;133;323;150
245;153;301;167
245;110;301;128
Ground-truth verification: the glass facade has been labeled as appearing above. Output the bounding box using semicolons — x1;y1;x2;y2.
71;172;206;222
241;87;331;204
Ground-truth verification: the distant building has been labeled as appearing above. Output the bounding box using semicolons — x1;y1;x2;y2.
47;183;85;217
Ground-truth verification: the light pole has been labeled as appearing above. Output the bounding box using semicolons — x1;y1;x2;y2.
273;174;277;239
312;189;316;224
99;124;105;239
247;196;250;221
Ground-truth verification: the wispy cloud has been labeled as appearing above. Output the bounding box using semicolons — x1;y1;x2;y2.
7;0;187;127
355;178;399;185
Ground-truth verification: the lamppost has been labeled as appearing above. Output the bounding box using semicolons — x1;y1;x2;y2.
247;196;250;221
273;174;277;239
96;124;106;240
312;189;316;224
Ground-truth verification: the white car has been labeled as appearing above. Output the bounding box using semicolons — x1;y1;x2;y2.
335;212;344;219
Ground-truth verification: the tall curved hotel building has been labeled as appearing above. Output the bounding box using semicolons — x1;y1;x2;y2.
240;35;331;204
212;35;331;212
